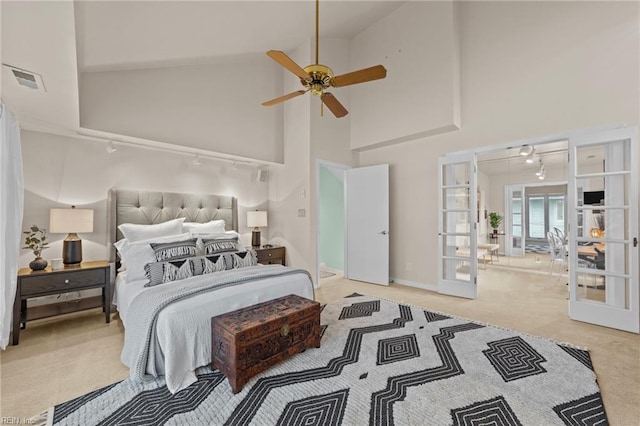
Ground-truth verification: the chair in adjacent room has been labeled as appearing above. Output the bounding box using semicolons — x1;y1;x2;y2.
546;232;567;287
589;247;606;289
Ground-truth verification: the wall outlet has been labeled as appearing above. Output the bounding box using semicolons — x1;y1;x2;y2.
406;262;412;271
298;209;306;217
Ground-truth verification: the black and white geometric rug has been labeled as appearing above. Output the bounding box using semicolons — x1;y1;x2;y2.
39;294;607;425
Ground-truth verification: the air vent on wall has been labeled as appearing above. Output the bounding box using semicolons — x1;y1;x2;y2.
2;63;46;92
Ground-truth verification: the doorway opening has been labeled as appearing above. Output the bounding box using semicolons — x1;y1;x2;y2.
477;140;569;276
317;161;348;284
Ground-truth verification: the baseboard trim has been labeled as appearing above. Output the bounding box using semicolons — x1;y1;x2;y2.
390;278;438;292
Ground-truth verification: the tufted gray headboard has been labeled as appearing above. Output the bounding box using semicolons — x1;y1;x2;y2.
107;189;238;262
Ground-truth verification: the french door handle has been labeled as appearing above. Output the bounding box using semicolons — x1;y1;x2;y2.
379;230;388;235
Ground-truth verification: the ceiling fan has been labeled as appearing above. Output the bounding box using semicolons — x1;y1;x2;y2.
262;0;387;118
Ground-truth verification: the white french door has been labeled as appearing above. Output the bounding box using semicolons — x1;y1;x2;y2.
568;127;639;333
505;184;525;257
438;153;478;299
345;164;389;286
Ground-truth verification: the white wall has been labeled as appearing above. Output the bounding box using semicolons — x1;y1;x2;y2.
350;1;460;151
80;58;284;163
19;130;269;271
483;158;568;225
357;1;639;288
268;41;313;277
309;39;356;283
268;38;356;286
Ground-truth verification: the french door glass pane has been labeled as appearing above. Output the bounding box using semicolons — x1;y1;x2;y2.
549;196;565;234
512;191;523;249
528;196;545;238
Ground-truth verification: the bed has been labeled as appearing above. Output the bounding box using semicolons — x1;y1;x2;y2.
108;189;314;393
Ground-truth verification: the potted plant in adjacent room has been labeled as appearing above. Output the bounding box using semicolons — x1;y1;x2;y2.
489;212;503;234
23;225;49;271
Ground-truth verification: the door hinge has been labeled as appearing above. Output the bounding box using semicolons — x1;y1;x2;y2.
474;276;477;285
634;237;638;247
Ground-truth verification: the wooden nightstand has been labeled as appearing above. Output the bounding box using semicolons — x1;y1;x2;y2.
13;261;111;345
254;246;286;266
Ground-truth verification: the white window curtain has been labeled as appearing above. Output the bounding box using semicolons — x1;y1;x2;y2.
0;104;24;349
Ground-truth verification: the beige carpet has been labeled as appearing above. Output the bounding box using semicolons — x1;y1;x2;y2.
1;268;638;424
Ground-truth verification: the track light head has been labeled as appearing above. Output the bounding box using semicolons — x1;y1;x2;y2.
106;141;117;154
193;155;201;165
519;145;534;156
538;167;546;180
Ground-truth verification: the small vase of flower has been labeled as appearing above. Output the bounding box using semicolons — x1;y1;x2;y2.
23;225;50;271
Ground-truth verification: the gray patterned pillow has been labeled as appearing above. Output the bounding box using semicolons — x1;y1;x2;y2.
202;238;240;255
150;238;198;261
144;259;195;287
190;254;227;275
231;250;258;268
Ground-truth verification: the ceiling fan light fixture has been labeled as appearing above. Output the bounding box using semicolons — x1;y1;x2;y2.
261;0;387;118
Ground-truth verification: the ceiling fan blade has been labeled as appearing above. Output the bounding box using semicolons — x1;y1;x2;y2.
331;65;387;88
262;90;307;107
321;92;348;118
266;50;309;80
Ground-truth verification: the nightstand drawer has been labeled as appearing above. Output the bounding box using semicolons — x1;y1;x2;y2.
256;247;285;265
20;269;106;296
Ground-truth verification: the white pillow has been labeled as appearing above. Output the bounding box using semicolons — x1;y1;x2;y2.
118;218;186;243
183;220;226;235
117;232;190;283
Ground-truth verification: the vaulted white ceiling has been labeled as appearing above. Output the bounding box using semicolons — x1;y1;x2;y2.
1;0;405;135
76;1;405;72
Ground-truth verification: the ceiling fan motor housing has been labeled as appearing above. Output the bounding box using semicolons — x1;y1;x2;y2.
302;64;334;95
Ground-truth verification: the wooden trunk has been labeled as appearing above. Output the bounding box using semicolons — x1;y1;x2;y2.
211;294;321;394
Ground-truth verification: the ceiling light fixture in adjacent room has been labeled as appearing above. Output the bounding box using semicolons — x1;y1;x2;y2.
106;140;117;154
525;152;536;164
519;145;534;156
535;159;545;177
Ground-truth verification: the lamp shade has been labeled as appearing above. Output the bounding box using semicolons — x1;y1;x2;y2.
50;208;94;234
247;211;268;228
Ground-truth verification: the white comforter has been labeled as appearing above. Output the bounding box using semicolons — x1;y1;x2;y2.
114;266;314;393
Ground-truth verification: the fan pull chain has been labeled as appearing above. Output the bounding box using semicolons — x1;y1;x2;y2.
320;100;324;117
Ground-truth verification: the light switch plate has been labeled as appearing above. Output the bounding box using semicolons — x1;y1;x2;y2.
298;209;306;217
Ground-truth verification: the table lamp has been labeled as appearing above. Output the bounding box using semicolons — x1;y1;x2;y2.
247;211;268;248
50;207;94;265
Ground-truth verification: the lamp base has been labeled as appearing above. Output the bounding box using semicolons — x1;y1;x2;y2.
251;229;261;248
63;233;83;265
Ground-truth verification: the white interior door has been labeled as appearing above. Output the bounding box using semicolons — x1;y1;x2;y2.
568;127;639;333
438;153;478;299
345;164;389;285
505;184;525;257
